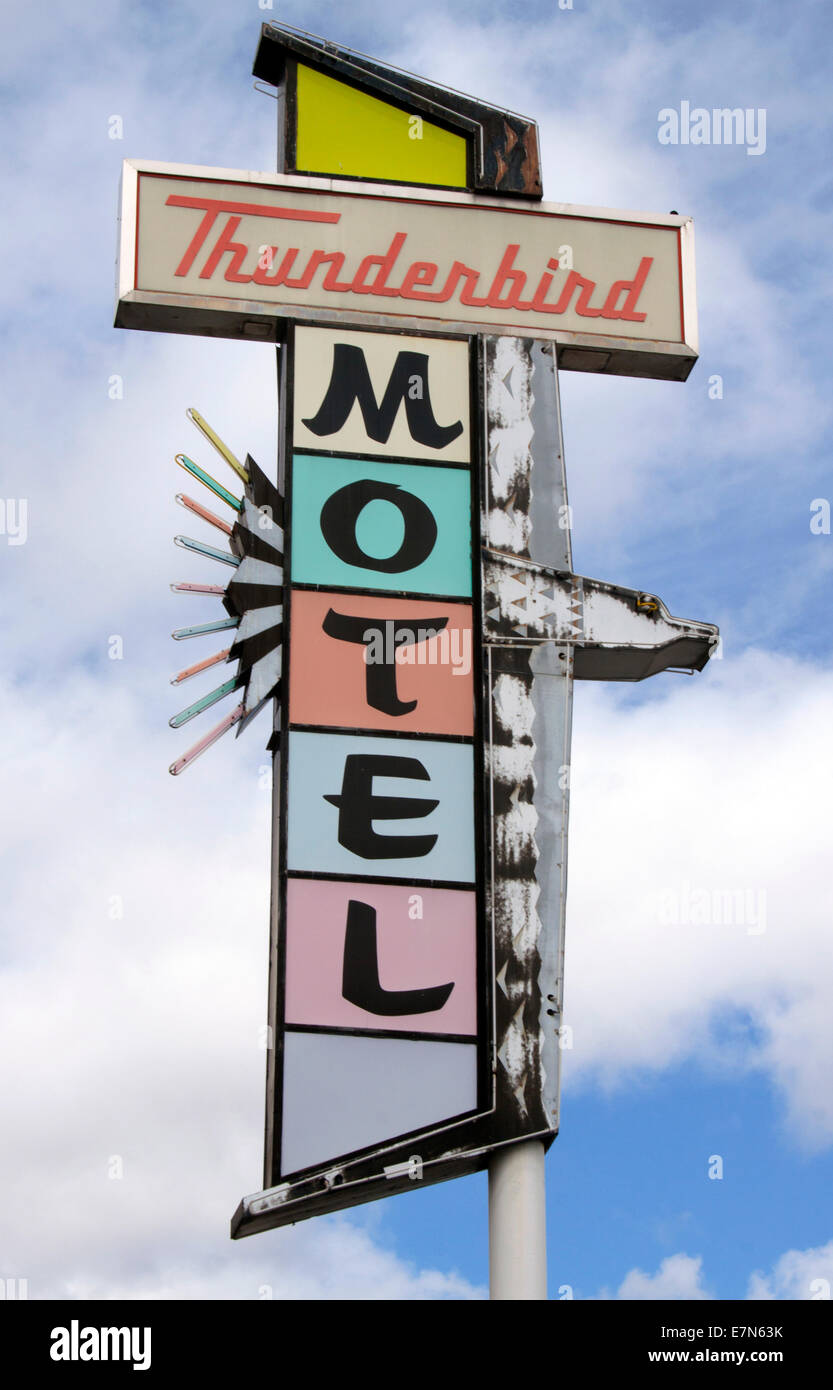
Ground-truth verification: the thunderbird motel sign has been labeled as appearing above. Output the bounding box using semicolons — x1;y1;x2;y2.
116;162;697;381
114;21;717;1253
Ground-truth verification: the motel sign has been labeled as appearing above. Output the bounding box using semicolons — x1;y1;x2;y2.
115;21;717;1240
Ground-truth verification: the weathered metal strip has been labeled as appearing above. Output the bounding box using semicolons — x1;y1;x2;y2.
482;335;573;1141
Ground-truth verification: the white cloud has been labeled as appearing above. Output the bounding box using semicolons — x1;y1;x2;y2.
612;1253;712;1300
58;1221;484;1302
563;649;833;1149
606;1245;833;1295
747;1240;833;1301
605;1241;833;1300
0;665;484;1300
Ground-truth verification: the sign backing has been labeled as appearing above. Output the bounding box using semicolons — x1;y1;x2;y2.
116;160;697;381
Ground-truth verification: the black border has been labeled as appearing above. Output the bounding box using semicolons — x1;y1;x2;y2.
290;581;473;604
285;1022;478;1045
268;323;295;1187
286;869;476;891
294;447;472;472
288;723;475;744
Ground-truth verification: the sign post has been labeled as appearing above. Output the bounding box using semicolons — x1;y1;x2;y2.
115;20;718;1299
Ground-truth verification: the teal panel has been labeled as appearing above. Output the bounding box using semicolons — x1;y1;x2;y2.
290;454;472;597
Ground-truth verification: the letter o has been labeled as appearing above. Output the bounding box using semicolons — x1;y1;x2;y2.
319;479;437;573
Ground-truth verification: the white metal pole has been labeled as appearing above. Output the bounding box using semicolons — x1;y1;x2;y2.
488;1139;548;1299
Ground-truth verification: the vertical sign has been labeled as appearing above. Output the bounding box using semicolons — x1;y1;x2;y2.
112;19;718;1237
271;325;485;1180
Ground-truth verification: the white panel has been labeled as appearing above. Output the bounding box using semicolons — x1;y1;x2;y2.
239;498;284;553
127;167;689;348
281;1032;478;1176
232;556;283;588
235;603;282;641
293;325;471;463
245;646;282;711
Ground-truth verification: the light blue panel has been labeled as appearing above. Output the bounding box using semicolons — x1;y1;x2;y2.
290;454;472;597
281;1032;478;1175
287;730;476;883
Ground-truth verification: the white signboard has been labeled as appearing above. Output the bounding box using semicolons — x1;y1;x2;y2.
116;161;697;380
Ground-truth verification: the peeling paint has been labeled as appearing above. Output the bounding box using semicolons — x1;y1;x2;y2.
484;551;717;677
492;672;537;740
481;335;598;1144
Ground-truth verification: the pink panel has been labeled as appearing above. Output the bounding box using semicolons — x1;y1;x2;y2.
285;878;477;1036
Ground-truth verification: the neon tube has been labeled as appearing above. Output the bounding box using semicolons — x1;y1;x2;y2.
172;617;239;640
174;535;240;567
171;649;231;685
169;675;241;729
175;493;234;536
170;582;227;596
169;703;245;776
187;407;250;485
175;454;242;511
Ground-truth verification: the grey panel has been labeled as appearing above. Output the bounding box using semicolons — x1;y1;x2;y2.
529;341;572;572
281;1033;478;1177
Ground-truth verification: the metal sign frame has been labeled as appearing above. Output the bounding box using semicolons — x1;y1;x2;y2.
261;321;498;1202
115;160;698;381
233;330;564;1239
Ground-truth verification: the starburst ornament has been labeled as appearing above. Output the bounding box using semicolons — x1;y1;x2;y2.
168;409;283;774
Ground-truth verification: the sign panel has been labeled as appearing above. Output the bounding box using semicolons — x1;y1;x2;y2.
284;879;478;1036
288;593;475;736
232;332;582;1237
290;457;473;594
116;161;697;379
293;61;469;188
266;323;490;1196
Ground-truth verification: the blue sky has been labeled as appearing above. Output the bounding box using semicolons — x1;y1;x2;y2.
1;0;832;1299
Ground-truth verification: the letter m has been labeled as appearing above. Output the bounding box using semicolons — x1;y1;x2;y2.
302;344;463;449
713;108;744;144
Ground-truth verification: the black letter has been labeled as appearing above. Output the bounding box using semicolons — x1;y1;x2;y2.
342;899;454;1015
302;344;464;449
324;754;438;858
322;608;448;716
319;479;437;573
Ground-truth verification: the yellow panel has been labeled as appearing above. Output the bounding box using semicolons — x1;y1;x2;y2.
295;63;468;188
